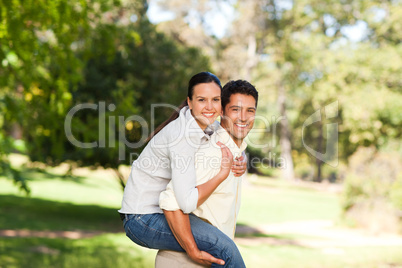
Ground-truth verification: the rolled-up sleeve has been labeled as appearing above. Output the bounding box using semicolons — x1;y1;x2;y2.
159;181;181;211
168;138;199;214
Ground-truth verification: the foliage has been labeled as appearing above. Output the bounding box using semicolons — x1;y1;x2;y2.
341;147;402;233
153;0;402;182
0;0;211;190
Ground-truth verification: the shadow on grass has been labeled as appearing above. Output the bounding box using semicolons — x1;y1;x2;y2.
0;235;151;268
0;195;122;232
19;166;86;183
235;223;307;247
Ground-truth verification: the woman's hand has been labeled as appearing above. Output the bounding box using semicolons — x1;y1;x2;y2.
217;141;233;176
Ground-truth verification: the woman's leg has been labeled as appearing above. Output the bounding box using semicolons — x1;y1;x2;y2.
123;213;245;268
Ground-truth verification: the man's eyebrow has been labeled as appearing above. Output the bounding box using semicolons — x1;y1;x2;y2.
229;105;256;110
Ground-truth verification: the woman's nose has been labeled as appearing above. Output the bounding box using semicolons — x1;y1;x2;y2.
206;101;213;110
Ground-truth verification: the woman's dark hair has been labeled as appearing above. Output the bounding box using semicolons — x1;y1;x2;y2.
146;72;222;142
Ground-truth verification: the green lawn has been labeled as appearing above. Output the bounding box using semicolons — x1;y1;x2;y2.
237;180;340;226
0;234;156;268
1;161;401;268
238;244;402;268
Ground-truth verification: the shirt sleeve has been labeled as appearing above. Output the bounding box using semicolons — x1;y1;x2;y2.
168;137;199;214
159;181;181;211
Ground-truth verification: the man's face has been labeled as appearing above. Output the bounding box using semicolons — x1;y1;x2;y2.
221;93;256;146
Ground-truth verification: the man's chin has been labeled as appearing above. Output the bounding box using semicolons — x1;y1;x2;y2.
232;132;248;141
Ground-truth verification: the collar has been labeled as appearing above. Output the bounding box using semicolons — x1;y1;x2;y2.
215;124;247;153
182;106;213;141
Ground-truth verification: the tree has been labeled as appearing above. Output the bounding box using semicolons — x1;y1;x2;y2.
0;0;211;191
0;0;98;192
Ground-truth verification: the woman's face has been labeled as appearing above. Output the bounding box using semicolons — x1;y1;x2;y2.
187;82;222;130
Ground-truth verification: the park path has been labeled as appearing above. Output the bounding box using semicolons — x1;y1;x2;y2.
235;219;402;249
0;229;108;239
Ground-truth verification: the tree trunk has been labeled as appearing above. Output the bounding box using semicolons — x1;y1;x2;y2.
244;35;257;81
315;122;323;182
114;168;126;190
278;82;295;180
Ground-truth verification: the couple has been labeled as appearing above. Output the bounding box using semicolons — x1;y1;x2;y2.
119;72;258;267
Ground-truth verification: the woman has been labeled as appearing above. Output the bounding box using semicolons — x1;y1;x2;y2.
119;72;246;267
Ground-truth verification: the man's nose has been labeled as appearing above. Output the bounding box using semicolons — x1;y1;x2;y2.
240;109;247;121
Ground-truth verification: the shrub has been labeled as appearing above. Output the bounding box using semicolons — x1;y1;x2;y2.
341;147;402;234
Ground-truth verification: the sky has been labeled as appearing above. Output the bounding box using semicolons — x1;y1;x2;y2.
146;0;375;42
147;0;235;38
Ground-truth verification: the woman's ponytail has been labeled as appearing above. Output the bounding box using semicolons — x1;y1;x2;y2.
145;99;188;143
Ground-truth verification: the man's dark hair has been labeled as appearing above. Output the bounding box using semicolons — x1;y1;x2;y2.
221;80;258;109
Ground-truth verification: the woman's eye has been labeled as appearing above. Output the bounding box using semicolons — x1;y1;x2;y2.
198;99;205;102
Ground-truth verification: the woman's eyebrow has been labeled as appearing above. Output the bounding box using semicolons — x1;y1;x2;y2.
195;95;221;98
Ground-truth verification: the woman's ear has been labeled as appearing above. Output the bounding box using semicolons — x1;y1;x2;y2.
187;97;192;110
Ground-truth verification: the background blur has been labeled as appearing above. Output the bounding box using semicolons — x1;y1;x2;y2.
1;0;401;267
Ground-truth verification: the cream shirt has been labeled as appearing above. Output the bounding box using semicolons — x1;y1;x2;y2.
159;125;247;239
119;107;218;214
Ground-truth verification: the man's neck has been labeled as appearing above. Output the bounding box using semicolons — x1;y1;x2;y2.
232;137;243;148
221;125;243;148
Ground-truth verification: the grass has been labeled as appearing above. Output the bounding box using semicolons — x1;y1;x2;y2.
1;157;401;268
0;195;121;231
237;180;341;226
0;234;156;268
238;244;402;268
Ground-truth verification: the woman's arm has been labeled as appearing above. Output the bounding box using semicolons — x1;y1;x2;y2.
163;209;225;266
195;141;233;207
170;141;233;212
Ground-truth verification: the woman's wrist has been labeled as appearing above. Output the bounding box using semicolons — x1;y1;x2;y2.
217;168;230;181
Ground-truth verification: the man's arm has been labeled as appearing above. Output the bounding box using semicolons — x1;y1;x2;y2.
163;209;225;266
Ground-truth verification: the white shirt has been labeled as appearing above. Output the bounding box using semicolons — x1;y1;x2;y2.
159;125;247;239
119;106;218;214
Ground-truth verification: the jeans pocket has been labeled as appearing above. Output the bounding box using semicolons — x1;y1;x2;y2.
125;215;149;248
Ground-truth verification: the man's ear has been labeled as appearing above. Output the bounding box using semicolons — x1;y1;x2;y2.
187;97;192;110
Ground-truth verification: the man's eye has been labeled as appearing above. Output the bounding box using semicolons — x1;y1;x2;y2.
213;98;220;102
198;99;205;102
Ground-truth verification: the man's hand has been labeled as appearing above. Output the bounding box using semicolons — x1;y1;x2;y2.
187;248;225;266
231;152;247;177
163;210;225;266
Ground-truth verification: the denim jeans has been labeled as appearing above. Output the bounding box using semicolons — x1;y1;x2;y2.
122;213;246;268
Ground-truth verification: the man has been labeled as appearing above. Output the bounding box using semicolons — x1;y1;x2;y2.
157;80;258;267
